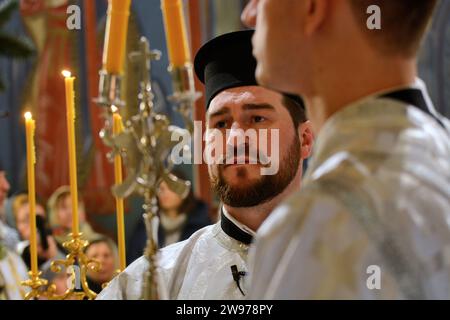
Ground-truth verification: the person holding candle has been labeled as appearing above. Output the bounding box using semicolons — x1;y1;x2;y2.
97;30;314;300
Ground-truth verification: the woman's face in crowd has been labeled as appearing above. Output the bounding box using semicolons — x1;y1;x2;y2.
56;195;86;229
85;241;116;284
16;203;45;240
157;181;183;212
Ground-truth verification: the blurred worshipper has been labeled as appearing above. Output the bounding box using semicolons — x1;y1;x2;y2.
84;237;118;294
47;186;98;244
157;170;211;247
10;194;65;276
97;30;313;299
0;160;20;251
38;265;77;300
49;266;71;297
242;0;450;299
0;161;29;300
127;169;211;263
0;243;29;300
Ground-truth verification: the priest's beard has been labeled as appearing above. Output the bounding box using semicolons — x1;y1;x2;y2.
211;134;301;207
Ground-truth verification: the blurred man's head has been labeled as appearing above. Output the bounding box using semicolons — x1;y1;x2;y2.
242;0;438;95
195;31;313;208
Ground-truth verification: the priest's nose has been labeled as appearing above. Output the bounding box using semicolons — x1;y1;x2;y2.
226;123;248;146
241;0;258;28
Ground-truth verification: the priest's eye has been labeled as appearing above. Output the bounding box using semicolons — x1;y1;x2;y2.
252;115;266;123
215;121;228;129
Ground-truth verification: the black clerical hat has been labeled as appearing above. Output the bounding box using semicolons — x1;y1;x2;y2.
194;30;305;111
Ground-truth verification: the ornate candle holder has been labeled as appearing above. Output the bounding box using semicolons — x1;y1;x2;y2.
168;64;201;134
21;233;100;300
21;272;48;300
95;37;192;300
48;233;101;300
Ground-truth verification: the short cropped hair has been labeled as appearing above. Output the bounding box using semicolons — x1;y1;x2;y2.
350;0;439;57
282;94;307;129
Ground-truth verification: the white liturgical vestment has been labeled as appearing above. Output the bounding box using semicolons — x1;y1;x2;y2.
249;80;450;299
0;248;29;300
97;209;254;300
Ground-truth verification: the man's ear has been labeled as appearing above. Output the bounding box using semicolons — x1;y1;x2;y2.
304;0;329;36
241;0;258;28
299;120;314;159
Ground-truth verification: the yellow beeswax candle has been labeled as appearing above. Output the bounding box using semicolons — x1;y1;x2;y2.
24;112;38;276
62;70;80;236
161;0;191;67
112;111;126;271
102;0;132;74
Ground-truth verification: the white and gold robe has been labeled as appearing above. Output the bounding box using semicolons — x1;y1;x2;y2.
0;247;29;300
249;80;450;299
97;209;253;300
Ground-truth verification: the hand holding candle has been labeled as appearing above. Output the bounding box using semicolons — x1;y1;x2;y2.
112;110;126;271
62;70;80;237
161;0;191;67
24;112;38;277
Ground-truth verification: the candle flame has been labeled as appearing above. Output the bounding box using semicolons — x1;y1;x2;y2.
24;112;32;120
111;105;118;113
62;70;72;78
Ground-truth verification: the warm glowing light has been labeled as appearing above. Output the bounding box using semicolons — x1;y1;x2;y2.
111;105;118;113
24;112;32;120
62;70;72;78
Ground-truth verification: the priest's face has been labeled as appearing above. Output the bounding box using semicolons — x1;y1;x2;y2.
207;86;304;207
242;0;313;95
0;171;10;208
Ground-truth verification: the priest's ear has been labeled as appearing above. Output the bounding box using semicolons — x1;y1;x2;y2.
241;0;258;28
281;94;313;159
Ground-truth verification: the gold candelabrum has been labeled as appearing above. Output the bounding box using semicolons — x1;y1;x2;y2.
95;36;198;300
21;272;48;300
21;233;101;300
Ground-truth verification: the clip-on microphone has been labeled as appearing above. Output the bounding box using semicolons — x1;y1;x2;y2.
230;265;247;296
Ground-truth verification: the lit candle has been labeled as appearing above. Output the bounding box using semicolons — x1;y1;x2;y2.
24;112;38;277
102;0;132;74
62;70;80;236
161;0;191;67
112;110;126;271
